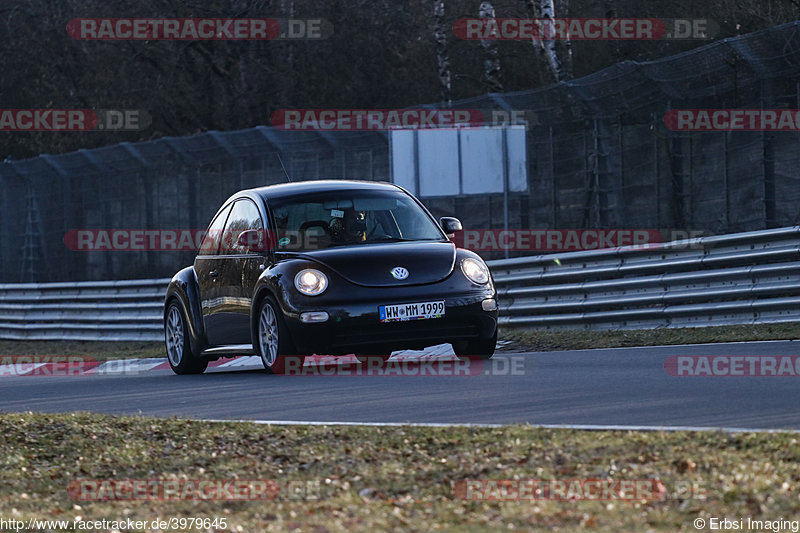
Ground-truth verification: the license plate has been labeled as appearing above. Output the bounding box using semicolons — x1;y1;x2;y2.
379;301;445;323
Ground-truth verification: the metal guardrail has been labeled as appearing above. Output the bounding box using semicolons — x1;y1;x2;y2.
487;226;800;329
0;279;169;341
1;226;798;341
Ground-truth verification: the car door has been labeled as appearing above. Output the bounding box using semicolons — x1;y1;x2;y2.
217;198;267;345
195;203;233;347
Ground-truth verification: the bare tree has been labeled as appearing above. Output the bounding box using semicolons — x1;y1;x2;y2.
604;0;621;64
538;0;565;81
479;1;503;92
523;0;572;81
278;0;296;106
555;0;573;80
433;0;452;105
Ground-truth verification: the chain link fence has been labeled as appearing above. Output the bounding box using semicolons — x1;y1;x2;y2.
2;21;799;283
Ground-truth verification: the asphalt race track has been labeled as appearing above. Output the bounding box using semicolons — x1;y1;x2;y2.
2;340;799;430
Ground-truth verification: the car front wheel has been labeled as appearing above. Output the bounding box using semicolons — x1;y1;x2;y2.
257;297;305;374
165;301;208;375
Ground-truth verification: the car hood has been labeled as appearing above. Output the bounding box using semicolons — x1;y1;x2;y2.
282;241;457;287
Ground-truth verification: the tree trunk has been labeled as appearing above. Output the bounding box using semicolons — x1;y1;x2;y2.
479;1;503;92
555;0;574;80
538;0;564;82
278;0;295;105
433;0;452;105
604;0;621;64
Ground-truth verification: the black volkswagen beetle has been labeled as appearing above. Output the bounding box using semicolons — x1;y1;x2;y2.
164;180;498;374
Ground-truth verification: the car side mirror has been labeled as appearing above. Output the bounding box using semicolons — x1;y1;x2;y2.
236;229;265;251
439;217;462;236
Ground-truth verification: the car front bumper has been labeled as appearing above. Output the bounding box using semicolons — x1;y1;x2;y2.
281;286;498;354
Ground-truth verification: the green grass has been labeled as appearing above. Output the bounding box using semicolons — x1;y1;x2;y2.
498;323;800;352
0;413;798;532
0;341;163;360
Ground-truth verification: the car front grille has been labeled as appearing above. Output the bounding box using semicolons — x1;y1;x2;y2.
331;319;480;349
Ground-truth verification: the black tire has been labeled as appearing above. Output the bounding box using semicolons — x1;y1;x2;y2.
256;296;305;374
165;301;208;375
453;331;497;361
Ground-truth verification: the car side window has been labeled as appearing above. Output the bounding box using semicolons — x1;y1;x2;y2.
365;210;397;238
197;204;233;256
219;199;264;255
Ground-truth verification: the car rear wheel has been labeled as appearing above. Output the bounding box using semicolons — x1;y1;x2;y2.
453;331;497;361
165;302;208;375
257;297;305;374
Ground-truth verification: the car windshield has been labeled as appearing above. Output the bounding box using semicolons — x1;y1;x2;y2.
269;189;446;251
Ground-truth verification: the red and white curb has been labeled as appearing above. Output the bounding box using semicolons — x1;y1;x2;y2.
0;344;460;377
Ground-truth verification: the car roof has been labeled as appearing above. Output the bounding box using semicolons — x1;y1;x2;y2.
245;179;403;202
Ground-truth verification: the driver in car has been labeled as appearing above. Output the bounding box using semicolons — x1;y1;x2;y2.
330;208;367;244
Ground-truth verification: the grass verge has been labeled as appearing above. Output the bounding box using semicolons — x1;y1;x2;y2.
0;412;798;532
0;341;163;360
498;323;799;352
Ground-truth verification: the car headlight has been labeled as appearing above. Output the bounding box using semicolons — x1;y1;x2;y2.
294;269;328;296
461;257;490;285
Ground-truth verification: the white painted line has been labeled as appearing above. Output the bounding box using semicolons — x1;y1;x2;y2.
534;339;800;354
199;419;507;428
662;339;799;348
489;339;800;357
196;419;800;433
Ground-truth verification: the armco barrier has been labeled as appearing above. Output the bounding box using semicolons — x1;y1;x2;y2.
0;279;169;341
488;226;800;330
0;227;798;341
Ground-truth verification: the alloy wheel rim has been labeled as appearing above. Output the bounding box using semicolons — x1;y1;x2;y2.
166;306;184;366
259;304;279;366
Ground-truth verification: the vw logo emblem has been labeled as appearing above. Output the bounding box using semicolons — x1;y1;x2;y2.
390;267;409;280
